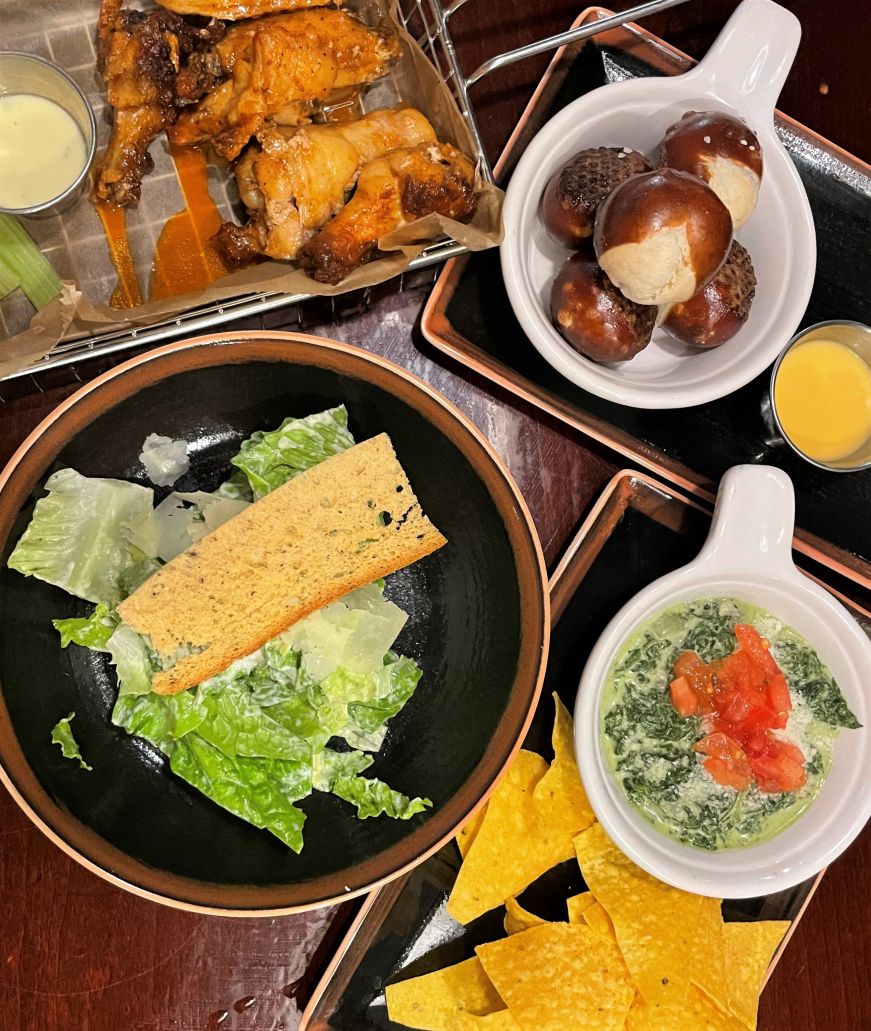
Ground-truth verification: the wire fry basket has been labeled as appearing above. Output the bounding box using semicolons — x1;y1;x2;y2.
2;0;689;385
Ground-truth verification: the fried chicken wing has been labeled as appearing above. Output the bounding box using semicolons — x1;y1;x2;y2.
169;10;401;160
157;0;330;18
215;107;436;264
299;143;477;284
94;0;223;206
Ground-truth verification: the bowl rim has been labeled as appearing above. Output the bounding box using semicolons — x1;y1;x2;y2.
0;50;98;216
0;331;550;915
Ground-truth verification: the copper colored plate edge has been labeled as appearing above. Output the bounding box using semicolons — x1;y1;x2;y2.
0;330;550;916
298;469;828;1028
421;8;871;592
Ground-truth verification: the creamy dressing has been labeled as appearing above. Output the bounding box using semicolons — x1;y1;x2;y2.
0;94;87;209
600;597;853;851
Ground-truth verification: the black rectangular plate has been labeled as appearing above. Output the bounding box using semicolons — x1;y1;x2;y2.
299;471;871;1030
422;12;871;588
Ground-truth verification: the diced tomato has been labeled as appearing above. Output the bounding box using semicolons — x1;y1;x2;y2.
735;624;779;675
703;757;752;792
774;739;806;767
766;672;792;714
670;676;698;717
669;623;804;795
750;753;807;793
693;732;744;761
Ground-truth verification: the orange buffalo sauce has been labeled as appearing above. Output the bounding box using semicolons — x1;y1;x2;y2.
94;199;143;309
150;144;233;301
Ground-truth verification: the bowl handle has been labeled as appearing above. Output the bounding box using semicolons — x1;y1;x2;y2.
688;0;801;123
694;465;797;578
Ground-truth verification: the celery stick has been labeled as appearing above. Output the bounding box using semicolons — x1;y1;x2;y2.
0;252;18;300
0;215;62;310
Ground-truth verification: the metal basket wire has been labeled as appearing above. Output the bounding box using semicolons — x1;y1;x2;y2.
2;0;689;385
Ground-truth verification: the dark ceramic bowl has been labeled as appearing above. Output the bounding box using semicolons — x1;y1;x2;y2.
0;333;548;914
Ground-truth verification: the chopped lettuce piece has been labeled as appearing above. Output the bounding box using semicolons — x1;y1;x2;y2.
51;712;92;771
7;469;154;604
112;690;208;754
139;434;190;487
231;405;355;498
195;681;311;761
312;747;374;790
169;734;309;852
107;623;155;696
213;469;253;502
119;556;163;596
53;603;119;651
348;655;422;734
330;775;431;820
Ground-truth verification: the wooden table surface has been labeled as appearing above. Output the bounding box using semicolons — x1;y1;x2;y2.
1;1;869;1029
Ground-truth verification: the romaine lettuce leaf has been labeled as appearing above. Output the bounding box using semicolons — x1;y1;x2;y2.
169;734;309;852
107;623;155;696
347;655;422;734
119;556;163;596
51;712;92;770
111;689;208;754
53;604;119;651
312;747;429;821
312;747;374;790
195;681;311;761
231;405;355;498
7;469;154;604
330;775;431;820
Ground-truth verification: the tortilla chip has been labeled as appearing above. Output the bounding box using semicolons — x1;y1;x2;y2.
455;1011;522;1029
476;923;635;1031
574;823;725;1009
583;899;618;944
457;803;488;859
714;921;789;1029
385;956;504;1030
503;897;548;935
533;693;595;834
625;985;746;1030
448;750;574;924
566;890;596;923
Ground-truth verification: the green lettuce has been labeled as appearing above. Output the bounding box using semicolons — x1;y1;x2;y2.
53;604;119;651
8;468;154;604
169;734;309;852
195;681;311;761
330;775;431;820
312;747;375;789
107;623;155;697
51;712;92;771
111;690;208;754
312;747;429;819
231;405;355;497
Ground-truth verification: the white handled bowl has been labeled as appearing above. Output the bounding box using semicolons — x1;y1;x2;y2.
501;0;816;410
574;465;871;897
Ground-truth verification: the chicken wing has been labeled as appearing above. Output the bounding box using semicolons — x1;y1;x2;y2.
156;0;330;19
215;107;436;264
299;143;477;284
94;0;224;206
168;9;401;160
